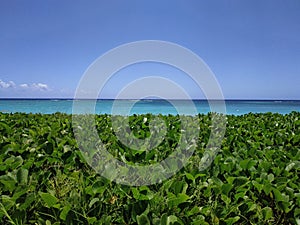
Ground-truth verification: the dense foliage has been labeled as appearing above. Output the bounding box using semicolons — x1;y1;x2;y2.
0;112;300;224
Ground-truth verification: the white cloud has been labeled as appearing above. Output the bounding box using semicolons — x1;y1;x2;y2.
0;80;15;88
0;79;51;96
32;83;49;91
20;83;29;88
0;79;75;98
15;82;49;91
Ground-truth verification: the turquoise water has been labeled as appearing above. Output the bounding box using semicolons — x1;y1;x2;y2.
0;99;300;115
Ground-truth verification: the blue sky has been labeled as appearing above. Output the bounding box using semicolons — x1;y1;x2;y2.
0;0;299;99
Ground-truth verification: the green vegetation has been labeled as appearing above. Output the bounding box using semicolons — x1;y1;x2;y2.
0;112;300;224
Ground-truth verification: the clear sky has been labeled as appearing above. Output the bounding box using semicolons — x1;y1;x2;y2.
0;0;299;99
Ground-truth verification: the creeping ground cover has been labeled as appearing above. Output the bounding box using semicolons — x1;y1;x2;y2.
0;112;300;224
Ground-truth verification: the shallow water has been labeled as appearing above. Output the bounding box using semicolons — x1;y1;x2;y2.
0;99;299;115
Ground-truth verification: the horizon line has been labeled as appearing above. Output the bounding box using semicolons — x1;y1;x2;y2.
0;98;300;101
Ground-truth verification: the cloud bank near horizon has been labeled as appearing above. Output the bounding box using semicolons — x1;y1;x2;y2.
0;79;49;91
0;79;64;98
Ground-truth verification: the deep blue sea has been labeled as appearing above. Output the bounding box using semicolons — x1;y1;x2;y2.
0;99;300;115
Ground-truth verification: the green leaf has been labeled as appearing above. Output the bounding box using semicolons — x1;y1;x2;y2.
137;214;150;225
272;188;289;203
248;202;257;212
285;161;300;172
1;195;15;211
0;174;16;192
267;173;274;183
171;180;185;195
89;198;99;208
39;192;58;208
187;206;200;216
132;187;153;200
222;183;233;196
19;193;35;211
161;213;168;225
0;121;12;134
4;156;23;170
12;187;27;202
225;216;240;225
167;193;190;208
184;172;195;181
16;168;28;185
60;205;71;221
262;207;273;220
225;176;236;185
91;181;106;195
161;213;184;225
234;191;247;201
263;183;272;195
240;159;256;170
252;180;263;193
87;217;97;224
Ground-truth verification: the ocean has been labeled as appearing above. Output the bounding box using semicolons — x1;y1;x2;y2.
0;99;300;115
